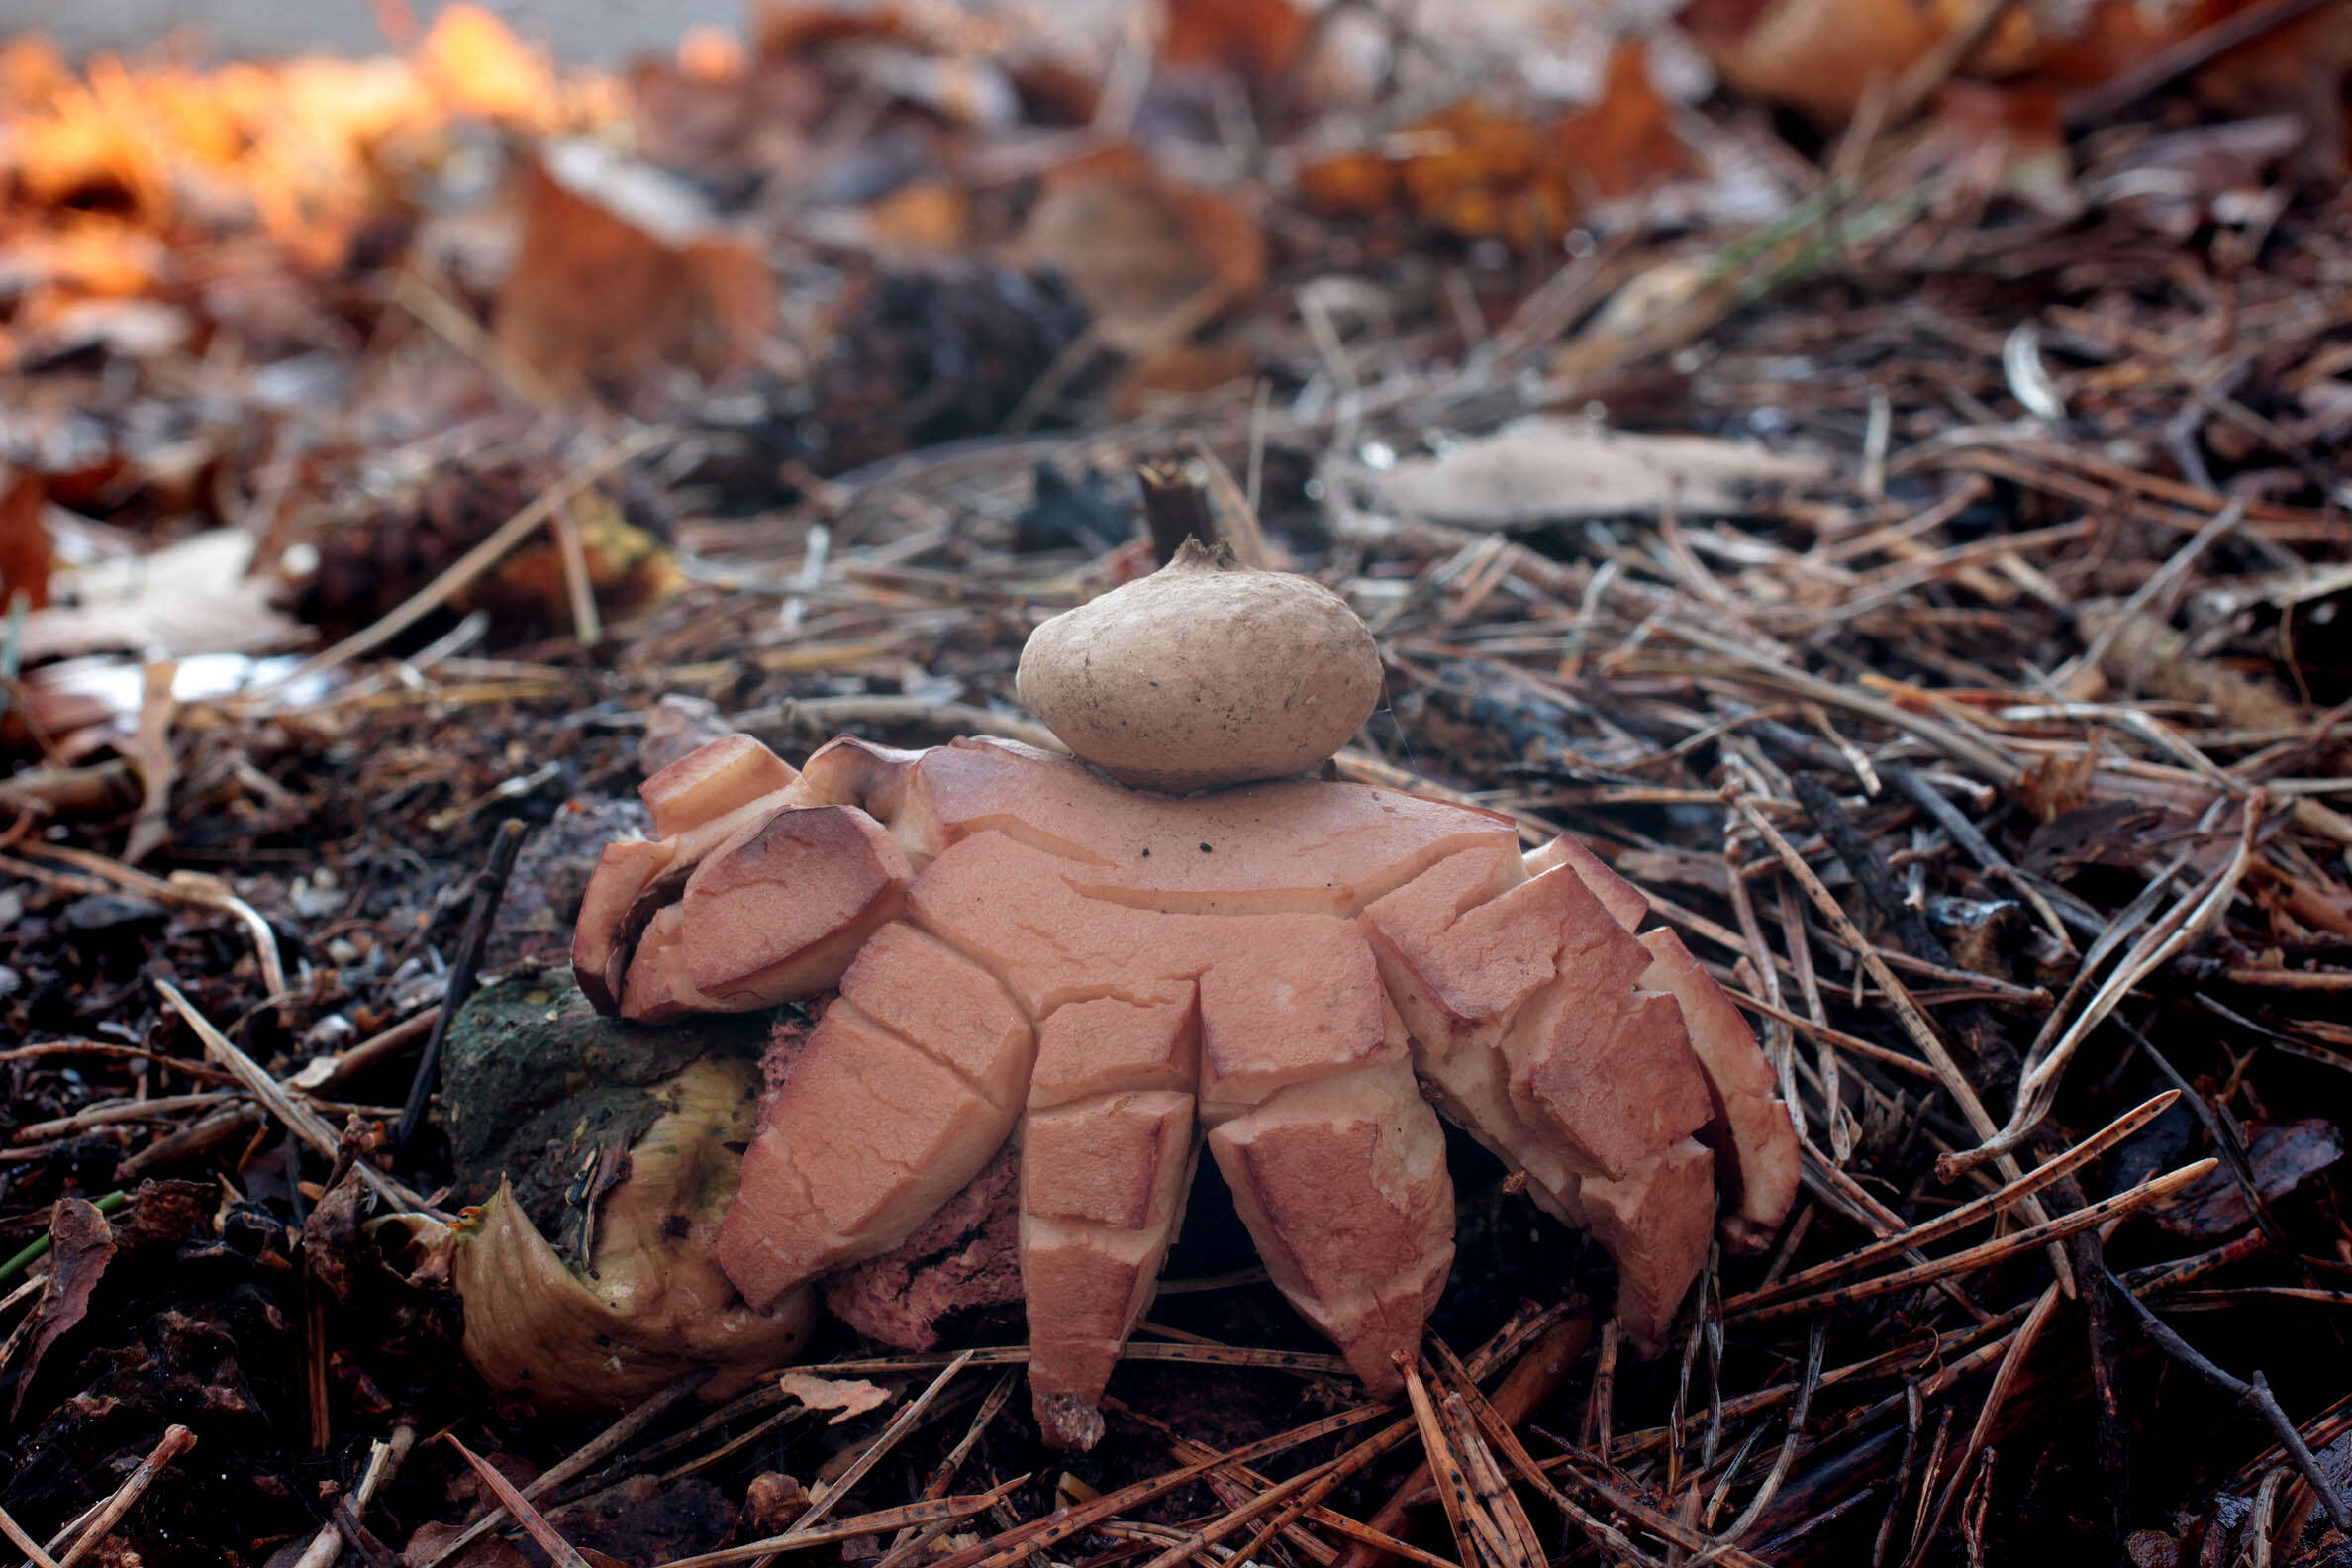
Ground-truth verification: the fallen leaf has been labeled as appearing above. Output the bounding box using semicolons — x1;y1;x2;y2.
24;530;301;662
1393;102;1575;248
416;3;560;127
7;1196;117;1419
1358;415;1828;526
2154;1119;2344;1240
1162;0;1314;84
776;1371;895;1423
745;1473;813;1532
1008;148;1266;353
494;142;776;396
861;180;973;253
0;469;50;610
1685;0;2352;125
1111;340;1256;419
1553;43;1695;200
2011;747;2103;824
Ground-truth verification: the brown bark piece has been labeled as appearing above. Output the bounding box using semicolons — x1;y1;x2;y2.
1637;927;1801;1251
640;733;801;839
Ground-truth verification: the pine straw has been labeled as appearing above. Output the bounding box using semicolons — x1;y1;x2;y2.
6;96;2352;1568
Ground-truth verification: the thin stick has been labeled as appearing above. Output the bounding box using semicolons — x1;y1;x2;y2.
45;1425;195;1568
2105;1269;2352;1531
550;500;604;649
2061;0;2348;125
421;1373;708;1568
660;1485;1029;1568
0;1508;56;1568
446;1436;594;1568
1725;786;2058;1245
154;981;437;1216
793;1350;976;1537
395;818;528;1148
1900;1284;2061;1568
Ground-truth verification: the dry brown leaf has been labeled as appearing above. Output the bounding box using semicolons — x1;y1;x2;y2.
1008;149;1266;353
1111;340;1256;418
6;1197;116;1419
1686;0;2352;124
0;469;51;611
1162;0;1314;84
494;145;776;396
2010;748;2103;823
1359;415;1828;525
777;1371;896;1423
1553;43;1696;200
24;531;299;662
860;181;973;253
1396;102;1576;248
1299;52;1694;247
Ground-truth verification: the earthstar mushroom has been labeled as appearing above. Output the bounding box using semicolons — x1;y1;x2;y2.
560;549;1799;1447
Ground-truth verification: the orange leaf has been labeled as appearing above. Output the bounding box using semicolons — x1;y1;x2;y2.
1552;44;1694;200
495;148;775;396
1162;0;1314;83
0;470;51;612
417;3;558;127
861;181;972;253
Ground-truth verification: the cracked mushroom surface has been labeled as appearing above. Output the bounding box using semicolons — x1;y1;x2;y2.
571;730;1801;1447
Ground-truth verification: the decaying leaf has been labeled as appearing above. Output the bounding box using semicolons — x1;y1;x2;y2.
414;3;562;125
0;470;51;611
1162;0;1315;84
776;1371;895;1423
1007;149;1266;354
495;142;777;397
1299;45;1695;245
1357;415;1828;525
5;1196;117;1419
444;1054;815;1412
2153;1119;2344;1240
1684;0;2352;125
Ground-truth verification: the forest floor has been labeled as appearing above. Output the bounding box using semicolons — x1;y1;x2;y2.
3;4;2352;1566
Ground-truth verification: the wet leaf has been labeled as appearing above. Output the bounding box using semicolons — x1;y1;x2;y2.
6;1196;117;1419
